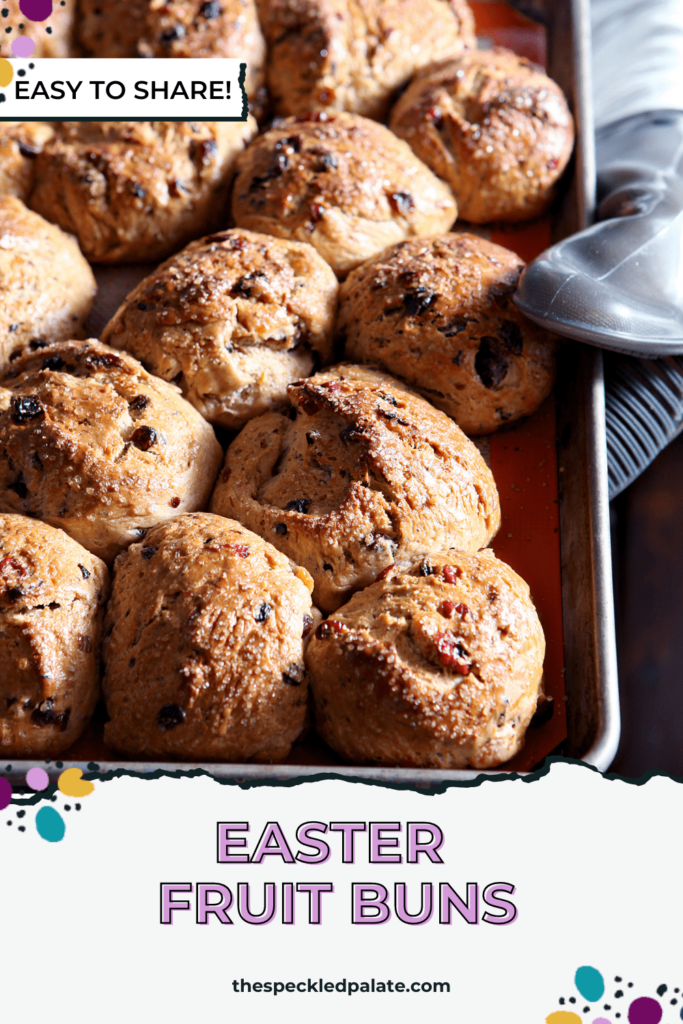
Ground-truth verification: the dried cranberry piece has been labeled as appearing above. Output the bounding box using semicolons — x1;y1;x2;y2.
156;704;186;730
255;602;271;623
131;426;158;451
375;564;396;582
316;619;344;638
170;497;181;508
442;565;461;584
388;191;415;215
418;558;436;577
10;395;44;424
282;663;304;686
434;632;470;674
285;499;311;514
129;395;150;412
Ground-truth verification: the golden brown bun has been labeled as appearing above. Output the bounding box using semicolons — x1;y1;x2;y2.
338;232;556;434
210;363;500;612
390;48;575;223
0;515;109;758
29;120;257;263
78;0;266;100
231;112;457;277
0;339;223;563
101;229;338;429
0;198;96;373
307;548;545;769
257;0;475;121
103;513;319;760
0;124;54;202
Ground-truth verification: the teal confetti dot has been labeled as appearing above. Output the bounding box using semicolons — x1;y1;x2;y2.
36;805;65;842
576;966;606;1002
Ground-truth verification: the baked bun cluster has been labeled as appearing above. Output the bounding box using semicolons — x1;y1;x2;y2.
2;0;570;769
0;515;109;758
338;232;556;434
257;0;475;120
306;548;545;769
390;47;575;223
210;364;500;612
103;514;318;761
30;120;257;263
0;198;96;373
101;229;338;428
0;340;222;563
231;112;457;277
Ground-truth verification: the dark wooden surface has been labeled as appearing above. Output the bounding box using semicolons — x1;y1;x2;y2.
610;429;683;778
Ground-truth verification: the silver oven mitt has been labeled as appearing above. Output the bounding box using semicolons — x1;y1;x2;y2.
514;110;683;355
514;0;683;496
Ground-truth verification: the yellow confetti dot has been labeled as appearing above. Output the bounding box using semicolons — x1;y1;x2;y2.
0;58;13;88
546;1013;583;1024
58;767;95;798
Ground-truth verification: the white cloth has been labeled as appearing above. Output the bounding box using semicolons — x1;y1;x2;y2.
592;0;683;129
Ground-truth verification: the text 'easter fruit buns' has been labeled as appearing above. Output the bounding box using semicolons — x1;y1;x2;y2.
29;120;257;264
210;364;500;613
231;112;457;277
0;515;109;758
338;232;556;434
103;513;319;761
0;198;96;373
257;0;475;121
101;228;338;429
306;548;545;769
390;47;575;223
0;339;223;563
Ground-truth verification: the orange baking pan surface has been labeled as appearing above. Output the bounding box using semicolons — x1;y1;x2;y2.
62;3;566;773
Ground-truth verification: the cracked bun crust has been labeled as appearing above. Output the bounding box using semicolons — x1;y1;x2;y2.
257;0;475;121
0;198;97;373
390;48;575;223
231;112;457;277
78;0;265;101
103;513;319;761
29;120;257;264
0;515;109;758
338;233;556;434
0;123;54;202
101;229;338;429
0;339;223;564
210;364;500;613
306;547;545;769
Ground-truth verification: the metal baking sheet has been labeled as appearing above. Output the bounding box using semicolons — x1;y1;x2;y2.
2;0;619;787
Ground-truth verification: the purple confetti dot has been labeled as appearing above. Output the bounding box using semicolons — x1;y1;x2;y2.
628;998;662;1024
19;0;52;21
11;35;35;55
0;776;11;809
26;766;49;791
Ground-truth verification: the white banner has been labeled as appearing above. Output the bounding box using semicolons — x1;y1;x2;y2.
0;58;248;119
1;760;680;1024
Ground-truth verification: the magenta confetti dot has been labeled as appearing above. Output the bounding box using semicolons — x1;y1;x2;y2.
0;776;12;809
11;35;35;56
19;0;52;21
628;998;663;1024
26;767;49;791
